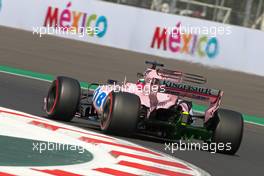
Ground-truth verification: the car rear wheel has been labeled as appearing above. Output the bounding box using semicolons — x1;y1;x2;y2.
100;91;141;135
212;108;244;155
45;76;81;122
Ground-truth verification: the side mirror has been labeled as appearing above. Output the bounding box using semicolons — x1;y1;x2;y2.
145;61;164;69
137;72;144;78
107;79;118;84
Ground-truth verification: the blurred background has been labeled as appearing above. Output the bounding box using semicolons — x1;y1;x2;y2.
102;0;264;30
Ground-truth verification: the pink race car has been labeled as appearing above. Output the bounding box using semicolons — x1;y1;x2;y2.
44;61;243;155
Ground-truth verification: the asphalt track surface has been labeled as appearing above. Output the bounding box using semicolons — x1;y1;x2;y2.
0;26;264;175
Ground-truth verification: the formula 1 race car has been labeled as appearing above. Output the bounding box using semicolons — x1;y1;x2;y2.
44;61;243;155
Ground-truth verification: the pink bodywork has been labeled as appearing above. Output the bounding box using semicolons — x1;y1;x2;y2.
124;69;178;114
96;68;223;122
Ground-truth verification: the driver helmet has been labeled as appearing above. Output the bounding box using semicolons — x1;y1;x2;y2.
138;78;145;84
137;78;146;89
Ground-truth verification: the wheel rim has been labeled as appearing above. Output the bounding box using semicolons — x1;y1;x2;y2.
46;80;58;114
101;95;112;130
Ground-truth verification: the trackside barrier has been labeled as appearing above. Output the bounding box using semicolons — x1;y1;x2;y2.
0;0;264;76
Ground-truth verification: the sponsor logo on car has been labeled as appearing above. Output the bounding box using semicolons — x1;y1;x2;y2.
160;80;220;96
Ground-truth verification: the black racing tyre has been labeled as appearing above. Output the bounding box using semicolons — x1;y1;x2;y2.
100;91;141;135
45;76;81;122
212;108;244;155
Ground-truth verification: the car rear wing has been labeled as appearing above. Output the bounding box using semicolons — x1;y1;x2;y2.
157;69;207;84
158;80;223;122
158;80;221;103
